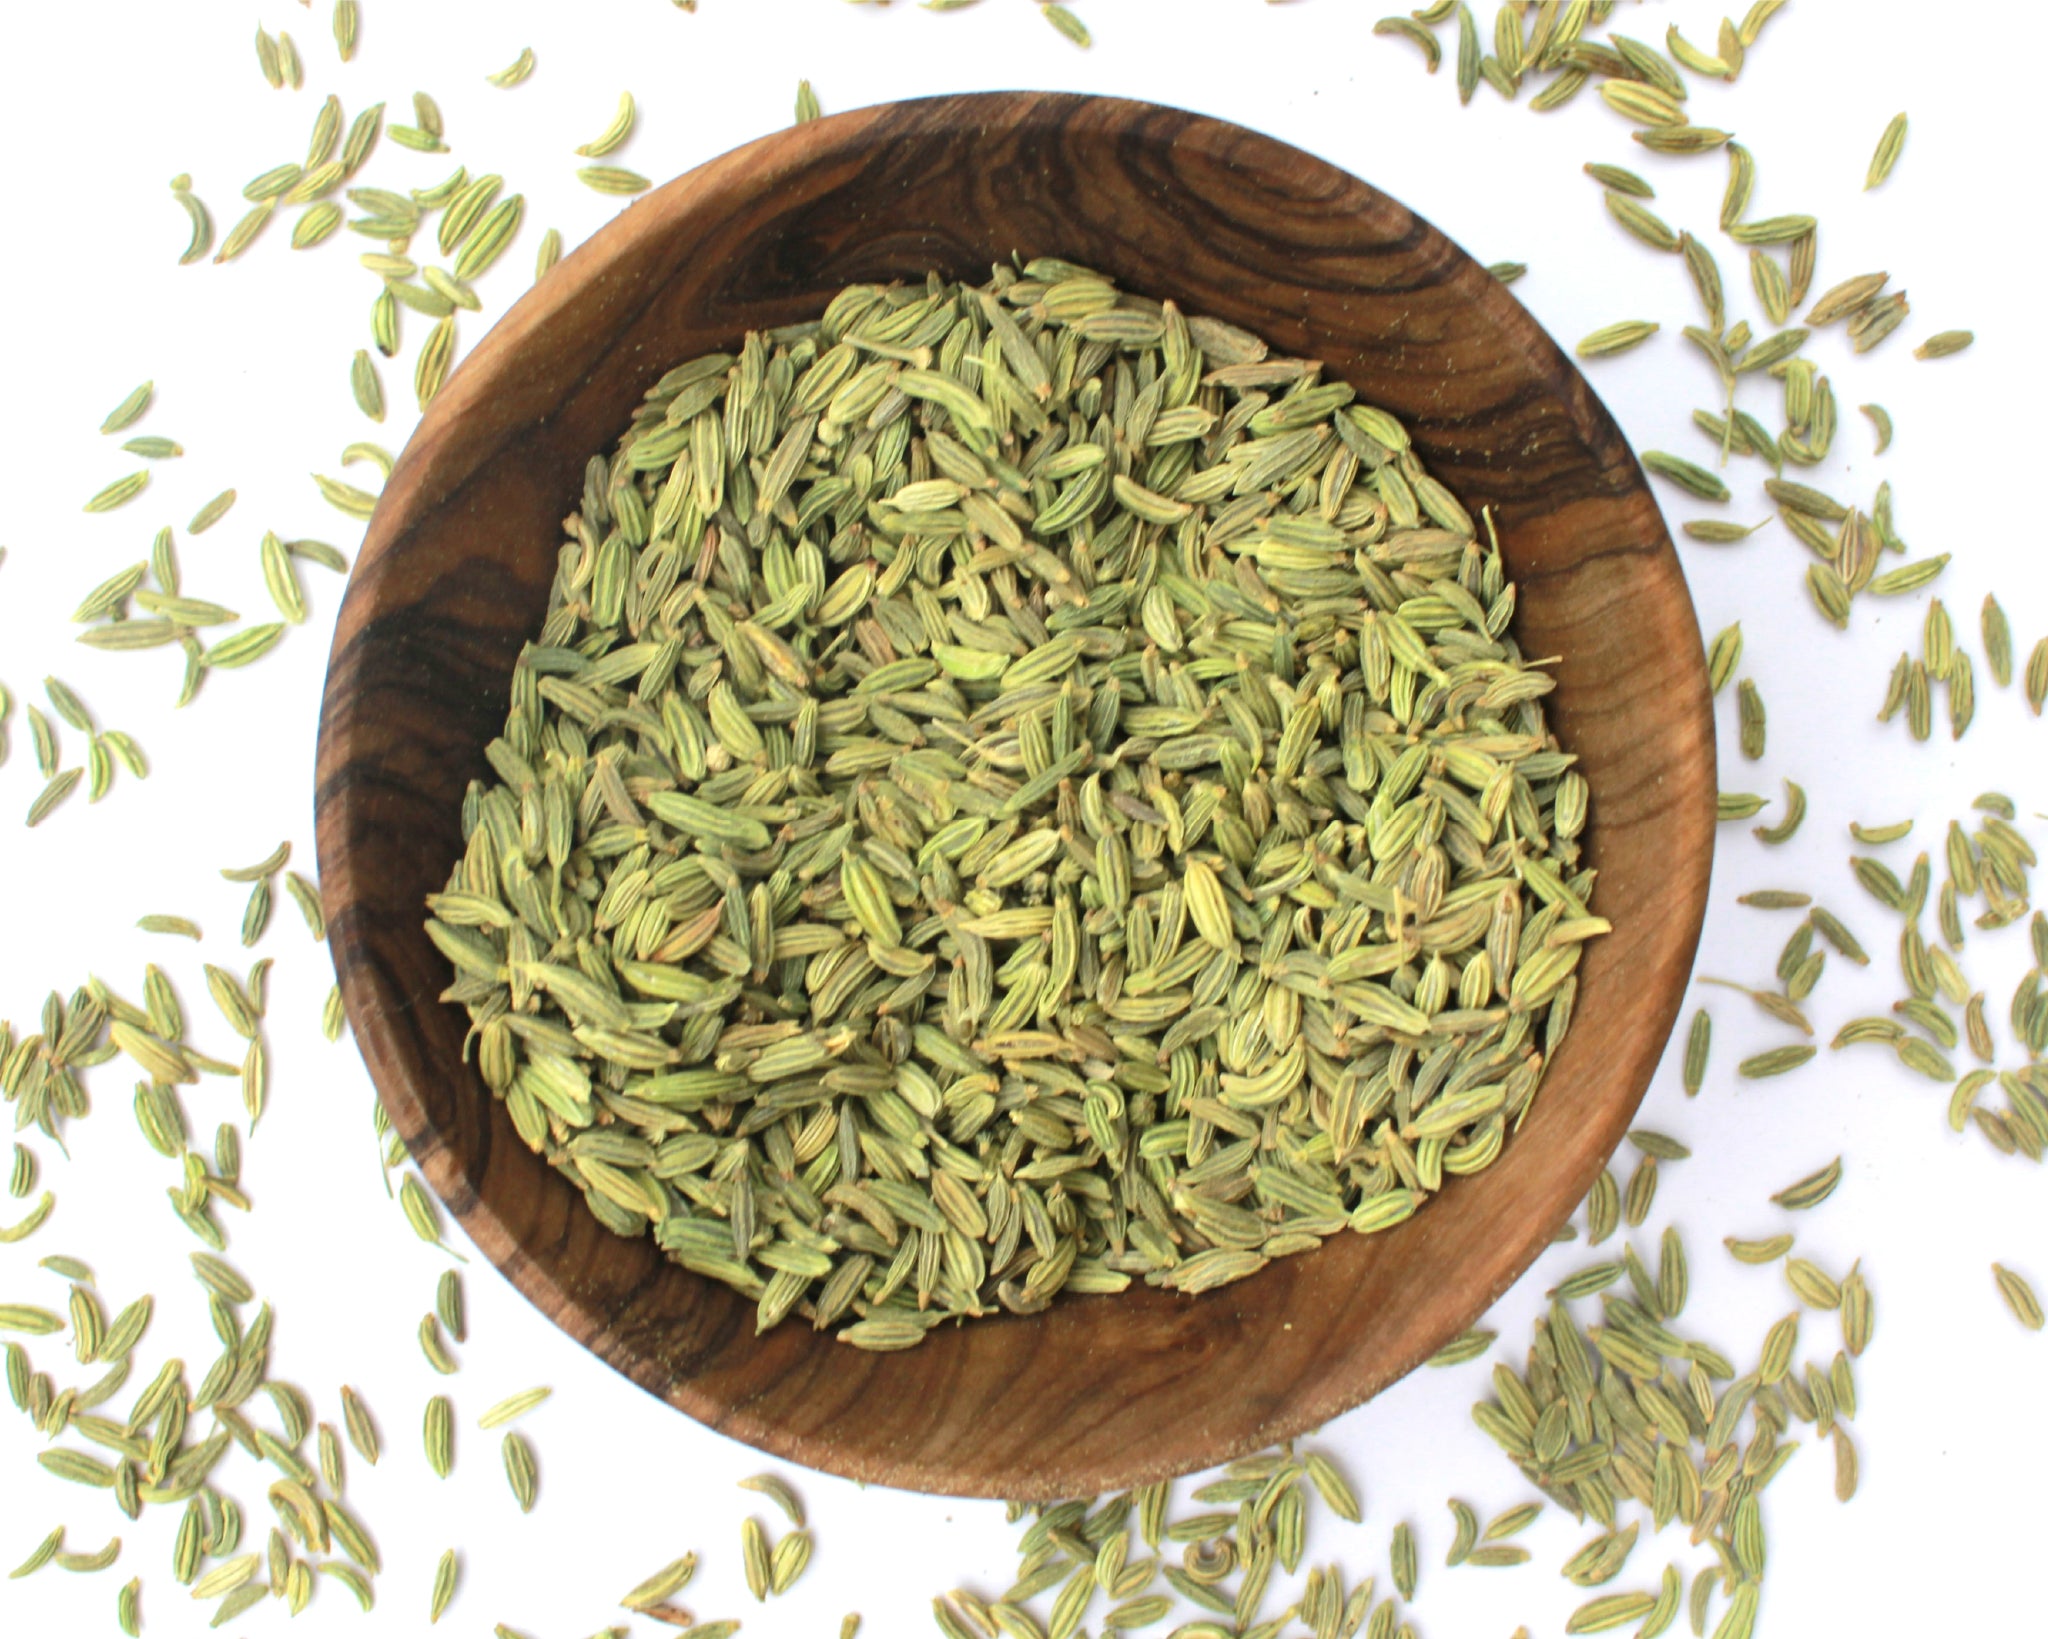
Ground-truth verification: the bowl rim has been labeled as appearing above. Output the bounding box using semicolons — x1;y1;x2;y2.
316;87;1715;1497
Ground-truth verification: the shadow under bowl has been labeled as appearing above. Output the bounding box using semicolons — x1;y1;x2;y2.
314;90;1714;1500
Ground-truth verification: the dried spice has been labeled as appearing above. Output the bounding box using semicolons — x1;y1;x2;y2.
426;263;1601;1346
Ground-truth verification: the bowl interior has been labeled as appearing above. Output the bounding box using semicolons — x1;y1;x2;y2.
315;91;1714;1499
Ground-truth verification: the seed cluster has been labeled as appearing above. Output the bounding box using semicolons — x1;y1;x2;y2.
427;260;1601;1347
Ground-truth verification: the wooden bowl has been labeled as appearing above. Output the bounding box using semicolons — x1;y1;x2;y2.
315;91;1714;1499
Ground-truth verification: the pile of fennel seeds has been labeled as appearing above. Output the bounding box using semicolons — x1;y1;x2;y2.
424;258;1605;1350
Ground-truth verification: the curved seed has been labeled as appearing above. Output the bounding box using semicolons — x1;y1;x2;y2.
738;1472;805;1527
575;92;637;157
1770;1156;1841;1210
1374;16;1442;71
172;185;214;263
487;48;535;87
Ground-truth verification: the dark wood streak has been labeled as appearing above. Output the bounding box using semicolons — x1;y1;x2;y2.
315;92;1714;1499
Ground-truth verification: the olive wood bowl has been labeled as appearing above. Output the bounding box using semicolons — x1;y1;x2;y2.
315;90;1714;1499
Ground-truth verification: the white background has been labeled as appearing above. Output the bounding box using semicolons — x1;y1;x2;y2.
1;2;2043;1635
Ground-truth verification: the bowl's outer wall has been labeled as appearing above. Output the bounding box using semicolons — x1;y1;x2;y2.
315;91;1714;1498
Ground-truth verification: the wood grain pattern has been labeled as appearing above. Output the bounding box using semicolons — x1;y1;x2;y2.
314;92;1714;1499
